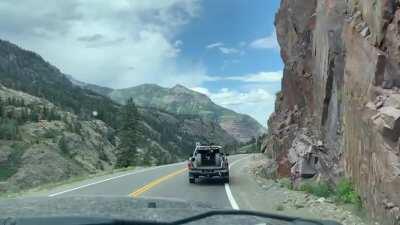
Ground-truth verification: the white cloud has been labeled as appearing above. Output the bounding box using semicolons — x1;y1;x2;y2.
0;0;202;89
210;88;273;106
191;87;210;95
219;47;240;54
190;87;275;126
206;42;224;49
190;70;282;125
226;70;282;82
207;70;283;83
174;40;183;47
206;42;242;55
249;31;279;50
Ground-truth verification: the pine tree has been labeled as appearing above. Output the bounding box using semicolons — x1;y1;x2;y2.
30;111;39;122
42;106;48;120
116;98;141;168
142;148;152;166
0;118;18;140
0;98;4;118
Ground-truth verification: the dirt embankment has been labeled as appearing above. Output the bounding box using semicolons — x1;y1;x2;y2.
248;154;370;225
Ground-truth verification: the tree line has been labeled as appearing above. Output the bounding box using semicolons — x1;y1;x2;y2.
0;97;61;140
0;95;143;168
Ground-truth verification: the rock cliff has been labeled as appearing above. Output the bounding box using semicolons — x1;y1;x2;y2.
263;0;400;223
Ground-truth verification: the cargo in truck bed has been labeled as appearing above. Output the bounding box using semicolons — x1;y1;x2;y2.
187;145;230;183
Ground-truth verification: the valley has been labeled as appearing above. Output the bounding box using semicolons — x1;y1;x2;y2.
0;39;263;193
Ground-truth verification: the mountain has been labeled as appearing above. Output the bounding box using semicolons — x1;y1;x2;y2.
0;39;237;192
263;0;400;223
0;83;118;192
66;75;113;96
0;39;120;127
92;83;266;143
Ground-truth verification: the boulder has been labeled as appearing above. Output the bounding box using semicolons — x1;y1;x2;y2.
380;107;400;130
0;144;12;164
385;94;400;109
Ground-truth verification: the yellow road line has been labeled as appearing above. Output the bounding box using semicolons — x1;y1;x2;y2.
129;167;188;197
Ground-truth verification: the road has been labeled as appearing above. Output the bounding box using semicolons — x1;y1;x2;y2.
13;154;360;224
46;154;251;209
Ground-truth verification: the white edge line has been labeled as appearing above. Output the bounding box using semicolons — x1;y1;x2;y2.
224;155;252;210
224;183;239;210
48;162;185;197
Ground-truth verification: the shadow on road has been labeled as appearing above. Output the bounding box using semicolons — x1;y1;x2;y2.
194;178;226;185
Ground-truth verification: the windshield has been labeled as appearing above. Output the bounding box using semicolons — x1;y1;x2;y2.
1;0;396;225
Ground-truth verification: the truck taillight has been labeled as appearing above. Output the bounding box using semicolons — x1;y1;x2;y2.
187;161;193;169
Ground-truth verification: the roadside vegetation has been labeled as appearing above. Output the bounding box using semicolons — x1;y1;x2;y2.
115;98;141;168
0;97;61;140
279;178;363;209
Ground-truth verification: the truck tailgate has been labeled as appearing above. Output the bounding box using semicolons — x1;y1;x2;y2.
193;166;223;170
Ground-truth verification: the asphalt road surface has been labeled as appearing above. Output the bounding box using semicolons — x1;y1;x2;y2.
46;154;251;209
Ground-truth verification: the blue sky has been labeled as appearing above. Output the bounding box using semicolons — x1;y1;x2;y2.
178;0;283;126
0;0;282;126
178;0;282;87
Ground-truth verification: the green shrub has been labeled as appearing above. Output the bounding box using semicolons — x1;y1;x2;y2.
0;166;17;181
43;128;60;139
300;181;333;198
298;178;363;209
335;179;362;208
275;204;284;211
58;136;69;155
0;143;26;180
279;178;292;189
0;118;19;140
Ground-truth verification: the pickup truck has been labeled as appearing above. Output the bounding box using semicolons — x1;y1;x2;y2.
187;144;229;184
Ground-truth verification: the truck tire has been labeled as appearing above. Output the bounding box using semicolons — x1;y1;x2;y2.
189;177;195;184
224;176;230;183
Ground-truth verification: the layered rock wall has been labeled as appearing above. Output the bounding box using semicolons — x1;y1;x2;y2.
263;0;400;223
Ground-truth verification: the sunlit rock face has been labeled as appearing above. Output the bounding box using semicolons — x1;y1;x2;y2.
263;0;400;223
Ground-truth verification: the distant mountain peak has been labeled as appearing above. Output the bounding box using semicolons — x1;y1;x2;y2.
138;83;163;89
103;83;266;142
171;84;191;93
62;77;267;142
65;74;86;87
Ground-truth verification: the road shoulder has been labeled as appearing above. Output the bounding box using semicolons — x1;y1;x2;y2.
229;154;368;225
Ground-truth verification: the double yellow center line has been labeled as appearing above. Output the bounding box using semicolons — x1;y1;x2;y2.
129;167;188;197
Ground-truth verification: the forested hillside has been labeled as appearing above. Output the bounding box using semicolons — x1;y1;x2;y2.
0;39;238;192
85;83;266;143
0;40;120;127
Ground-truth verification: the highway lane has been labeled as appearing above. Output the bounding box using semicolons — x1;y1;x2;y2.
47;154;248;209
48;162;187;196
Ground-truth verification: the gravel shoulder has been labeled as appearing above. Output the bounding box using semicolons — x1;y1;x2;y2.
231;154;372;225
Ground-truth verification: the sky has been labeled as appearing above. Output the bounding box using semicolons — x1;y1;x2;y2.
0;0;283;126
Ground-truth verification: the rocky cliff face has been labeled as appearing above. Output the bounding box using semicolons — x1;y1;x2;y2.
263;0;400;223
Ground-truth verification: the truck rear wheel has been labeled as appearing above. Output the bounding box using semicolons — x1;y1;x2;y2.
224;176;230;183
